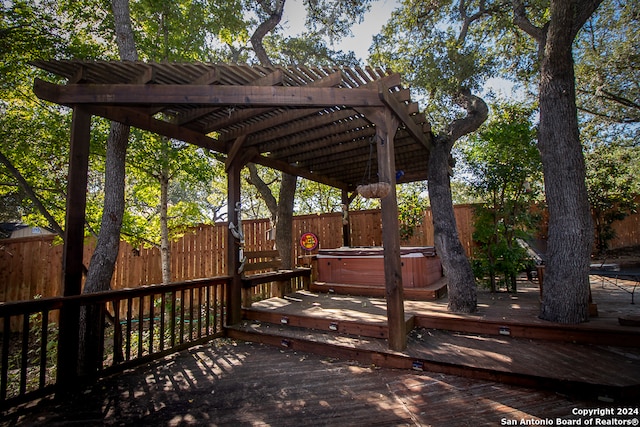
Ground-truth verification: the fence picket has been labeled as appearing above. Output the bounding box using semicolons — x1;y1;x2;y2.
2;204;638;304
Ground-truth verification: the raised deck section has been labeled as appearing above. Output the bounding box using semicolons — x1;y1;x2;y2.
231;279;640;402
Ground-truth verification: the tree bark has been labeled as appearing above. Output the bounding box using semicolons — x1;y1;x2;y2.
536;0;595;323
428;139;477;313
250;0;285;66
512;0;601;323
275;173;297;270
246;164;297;272
428;89;488;313
79;0;137;377
160;165;171;284
247;0;297;283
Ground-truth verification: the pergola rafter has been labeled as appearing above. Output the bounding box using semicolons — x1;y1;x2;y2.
30;60;433;367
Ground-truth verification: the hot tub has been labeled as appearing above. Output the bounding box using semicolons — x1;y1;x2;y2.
316;246;442;288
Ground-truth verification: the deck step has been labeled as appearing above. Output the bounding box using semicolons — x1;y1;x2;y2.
414;313;640;347
242;308;415;339
226;322;640;402
310;277;448;301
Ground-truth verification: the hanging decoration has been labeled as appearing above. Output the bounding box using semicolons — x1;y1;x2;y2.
356;182;391;199
357;136;391;199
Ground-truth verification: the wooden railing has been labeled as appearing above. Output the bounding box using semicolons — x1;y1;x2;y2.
0;276;229;408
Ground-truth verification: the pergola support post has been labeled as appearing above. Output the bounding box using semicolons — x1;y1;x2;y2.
371;108;406;351
57;107;91;395
226;157;243;326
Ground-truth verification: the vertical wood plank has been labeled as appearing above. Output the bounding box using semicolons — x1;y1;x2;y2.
371;106;406;351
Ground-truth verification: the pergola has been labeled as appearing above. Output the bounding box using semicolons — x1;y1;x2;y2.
32;60;433;354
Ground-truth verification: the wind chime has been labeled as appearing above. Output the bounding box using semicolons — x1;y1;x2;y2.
356;135;391;199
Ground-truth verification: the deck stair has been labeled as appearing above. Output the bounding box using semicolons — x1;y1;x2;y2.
227;290;640;402
240;291;415;339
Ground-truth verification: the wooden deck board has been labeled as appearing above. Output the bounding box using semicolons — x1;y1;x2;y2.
4;341;628;426
234;276;640;400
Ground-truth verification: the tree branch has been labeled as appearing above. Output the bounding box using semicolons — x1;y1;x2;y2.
246;163;278;217
511;0;546;43
445;88;489;150
250;0;285;66
572;0;604;39
0;149;65;237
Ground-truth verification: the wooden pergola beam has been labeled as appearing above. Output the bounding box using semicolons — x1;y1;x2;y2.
253;154;349;191
34;79;385;108
176;69;283;126
63;105;348;190
378;85;432;150
216;71;345;138
57;106;91;393
81;105;227;153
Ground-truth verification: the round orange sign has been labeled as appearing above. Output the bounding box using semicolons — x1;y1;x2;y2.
299;232;319;251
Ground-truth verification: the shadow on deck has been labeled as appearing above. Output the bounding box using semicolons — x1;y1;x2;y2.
229;276;640;403
4;275;640;426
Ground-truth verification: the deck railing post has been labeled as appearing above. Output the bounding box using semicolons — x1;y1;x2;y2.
226;155;243;325
57;107;91;395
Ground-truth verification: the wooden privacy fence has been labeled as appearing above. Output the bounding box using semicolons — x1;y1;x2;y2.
2;204;639;304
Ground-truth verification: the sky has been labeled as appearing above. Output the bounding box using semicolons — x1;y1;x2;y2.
279;0;519;99
280;0;400;62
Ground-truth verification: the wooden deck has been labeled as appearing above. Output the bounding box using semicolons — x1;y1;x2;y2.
4;275;639;425
4;340;626;426
229;276;640;402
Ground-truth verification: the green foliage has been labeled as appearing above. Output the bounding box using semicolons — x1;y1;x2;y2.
585;143;640;254
369;0;499;126
397;182;428;242
575;0;640;133
7;308;58;397
124;132;225;247
294;180;342;214
130;0;248;61
265;33;360;67
461;101;542;292
302;0;372;42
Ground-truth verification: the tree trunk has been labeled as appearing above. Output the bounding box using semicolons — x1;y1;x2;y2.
427;89;487;313
79;0;137;378
160;158;171;285
79;120;129;376
247;0;296;287
537;1;593;323
276;173;297;270
428;139;477;313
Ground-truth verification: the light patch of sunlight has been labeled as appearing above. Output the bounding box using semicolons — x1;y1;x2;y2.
276;398;307;410
296;290;319;298
433;342;513;366
330;296;365;304
168;413;198;426
510;303;522;309
361;389;414;420
457;334;509;344
346;365;372;374
253;298;291;309
477;395;540;420
315;308;386;322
